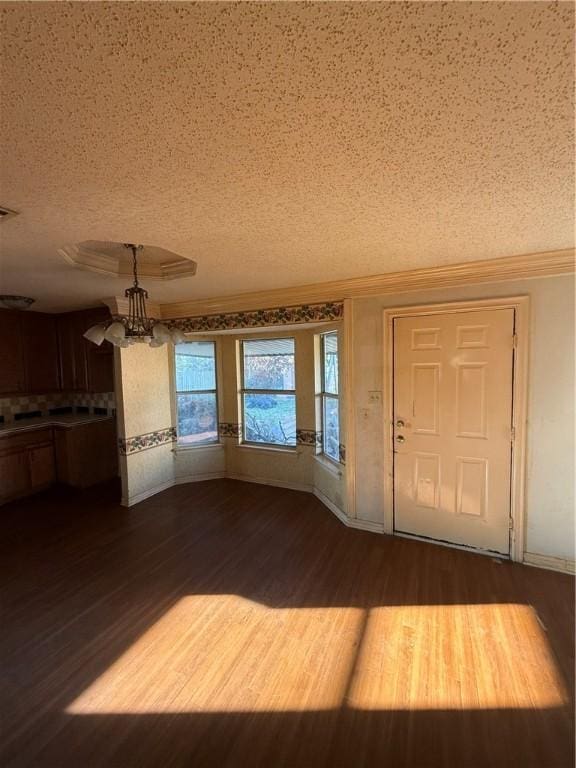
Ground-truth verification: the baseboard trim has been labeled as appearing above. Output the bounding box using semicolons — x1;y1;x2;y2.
313;488;348;524
175;472;226;485
348;517;385;534
523;552;575;575
313;489;384;534
121;478;176;507
226;473;312;493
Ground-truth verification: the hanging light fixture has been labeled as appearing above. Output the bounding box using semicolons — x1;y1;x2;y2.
84;243;183;349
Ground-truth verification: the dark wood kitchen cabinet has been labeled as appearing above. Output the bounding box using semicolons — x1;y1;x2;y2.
0;306;114;397
0;309;60;395
58;308;114;393
21;312;60;393
0;428;56;504
0;419;117;504
0;310;25;394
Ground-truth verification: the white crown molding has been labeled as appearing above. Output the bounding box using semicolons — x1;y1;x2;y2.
159;248;575;319
59;244;119;275
59;243;197;281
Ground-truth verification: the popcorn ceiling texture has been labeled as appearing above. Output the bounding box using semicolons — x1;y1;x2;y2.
0;2;573;312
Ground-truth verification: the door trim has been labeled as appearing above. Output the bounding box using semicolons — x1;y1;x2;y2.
382;296;529;562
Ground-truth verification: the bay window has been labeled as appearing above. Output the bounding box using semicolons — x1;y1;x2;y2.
241;338;296;447
175;341;218;445
320;332;339;461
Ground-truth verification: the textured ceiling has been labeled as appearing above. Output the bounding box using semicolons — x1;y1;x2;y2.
0;1;574;312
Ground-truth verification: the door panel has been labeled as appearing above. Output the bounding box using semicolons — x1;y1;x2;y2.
393;308;514;555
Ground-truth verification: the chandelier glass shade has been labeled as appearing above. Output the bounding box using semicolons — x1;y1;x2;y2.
83;244;186;349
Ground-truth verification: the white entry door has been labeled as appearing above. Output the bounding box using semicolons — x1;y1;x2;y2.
393;308;515;555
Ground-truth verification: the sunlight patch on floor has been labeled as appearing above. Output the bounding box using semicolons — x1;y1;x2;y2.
346;604;568;710
66;598;567;715
67;595;364;714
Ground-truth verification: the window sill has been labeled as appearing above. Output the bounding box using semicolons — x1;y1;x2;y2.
236;442;298;455
313;454;343;477
173;442;224;453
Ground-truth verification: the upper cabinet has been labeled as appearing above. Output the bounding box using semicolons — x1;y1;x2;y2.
21;312;60;393
0;306;114;396
0;311;25;394
59;307;114;393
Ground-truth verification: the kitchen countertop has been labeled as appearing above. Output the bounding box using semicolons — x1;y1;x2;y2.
0;413;114;438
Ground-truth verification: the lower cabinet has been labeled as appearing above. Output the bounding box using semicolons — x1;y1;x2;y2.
0;451;31;501
29;444;57;489
0;430;56;504
54;420;118;488
0;420;117;505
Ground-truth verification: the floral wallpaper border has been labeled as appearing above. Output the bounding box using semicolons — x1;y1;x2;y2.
219;422;240;438
118;424;346;464
119;426;177;455
164;301;343;333
218;424;345;463
296;428;322;447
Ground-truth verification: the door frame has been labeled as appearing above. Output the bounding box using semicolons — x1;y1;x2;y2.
382;296;530;562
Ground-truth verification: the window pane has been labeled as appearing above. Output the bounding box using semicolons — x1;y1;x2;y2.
175;341;216;392
243;393;296;446
243;338;295;390
177;393;218;444
323;396;340;461
323;333;338;395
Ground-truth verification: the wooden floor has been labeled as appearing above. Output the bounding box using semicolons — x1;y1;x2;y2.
1;479;574;768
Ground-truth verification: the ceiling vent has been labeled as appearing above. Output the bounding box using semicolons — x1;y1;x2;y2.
0;206;19;221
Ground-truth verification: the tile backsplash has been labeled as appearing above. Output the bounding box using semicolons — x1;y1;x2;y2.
0;392;116;424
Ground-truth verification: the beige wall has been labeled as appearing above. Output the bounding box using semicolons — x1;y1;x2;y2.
116;343;175;505
350;274;575;562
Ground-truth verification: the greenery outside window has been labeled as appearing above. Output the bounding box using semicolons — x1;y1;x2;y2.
321;332;339;462
241;338;296;447
175;341;218;445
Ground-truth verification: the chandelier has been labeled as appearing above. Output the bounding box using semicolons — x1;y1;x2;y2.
83;243;186;348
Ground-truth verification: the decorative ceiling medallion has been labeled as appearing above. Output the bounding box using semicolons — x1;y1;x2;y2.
58;240;197;281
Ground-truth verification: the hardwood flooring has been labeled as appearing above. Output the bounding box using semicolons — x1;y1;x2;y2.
1;479;574;767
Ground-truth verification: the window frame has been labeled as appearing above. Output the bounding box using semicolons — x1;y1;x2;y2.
174;339;220;447
320;331;340;463
240;337;297;449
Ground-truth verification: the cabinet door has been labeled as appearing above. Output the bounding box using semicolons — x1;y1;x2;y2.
74;308;111;392
57;315;75;391
22;313;60;393
81;308;114;393
0;311;25;394
0;451;29;502
71;313;89;391
29;444;56;489
88;347;114;393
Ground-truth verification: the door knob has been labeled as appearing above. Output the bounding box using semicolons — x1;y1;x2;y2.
396;435;405;443
396;419;405;428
